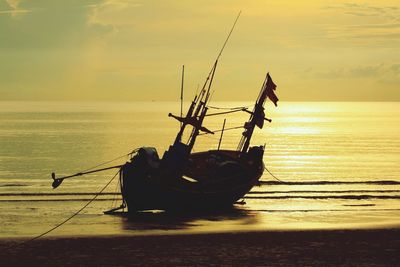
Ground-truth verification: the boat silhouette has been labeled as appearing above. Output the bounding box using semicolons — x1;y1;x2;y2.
50;13;279;213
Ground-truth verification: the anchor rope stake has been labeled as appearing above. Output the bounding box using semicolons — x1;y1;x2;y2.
5;170;121;251
51;164;126;189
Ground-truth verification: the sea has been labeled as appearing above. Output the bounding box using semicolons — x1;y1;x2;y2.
0;101;399;238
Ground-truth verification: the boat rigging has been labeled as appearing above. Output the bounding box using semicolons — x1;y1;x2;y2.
50;11;280;213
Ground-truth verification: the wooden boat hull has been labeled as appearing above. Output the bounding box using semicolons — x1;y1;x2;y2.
121;147;264;212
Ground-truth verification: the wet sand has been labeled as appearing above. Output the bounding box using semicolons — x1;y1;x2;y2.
1;229;399;266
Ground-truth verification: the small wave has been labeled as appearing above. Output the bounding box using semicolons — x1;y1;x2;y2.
2;195;399;202
1;190;399;197
343;204;376;207
0;192;119;197
245;195;400;200
253;208;400;213
249;190;400;194
259;180;400;185
0;198;121;202
0;183;28;187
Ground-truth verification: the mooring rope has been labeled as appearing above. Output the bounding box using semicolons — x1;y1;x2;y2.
239;166;286;203
110;175;122;210
7;170;120;250
265;166;286;183
80;148;139;173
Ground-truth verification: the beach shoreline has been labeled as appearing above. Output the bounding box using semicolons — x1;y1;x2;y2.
2;228;399;266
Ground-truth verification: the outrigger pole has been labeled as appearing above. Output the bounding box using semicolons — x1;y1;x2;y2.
51;164;124;189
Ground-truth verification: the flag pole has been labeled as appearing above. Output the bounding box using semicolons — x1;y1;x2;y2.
180;65;185;126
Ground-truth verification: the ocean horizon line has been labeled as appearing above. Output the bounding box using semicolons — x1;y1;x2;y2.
1;100;400;103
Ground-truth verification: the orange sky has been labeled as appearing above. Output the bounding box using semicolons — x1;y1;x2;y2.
1;0;399;101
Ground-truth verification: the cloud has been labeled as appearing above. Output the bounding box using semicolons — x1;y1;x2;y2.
349;64;384;77
327;2;399;19
322;2;400;44
311;63;400;81
298;63;400;100
0;0;30;18
6;0;19;9
390;64;400;73
0;1;109;49
87;0;142;34
349;23;400;29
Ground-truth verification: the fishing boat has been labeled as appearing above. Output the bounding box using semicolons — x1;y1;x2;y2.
50;14;279;213
118;71;277;212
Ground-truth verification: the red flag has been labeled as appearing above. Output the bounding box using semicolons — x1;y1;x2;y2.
265;73;278;106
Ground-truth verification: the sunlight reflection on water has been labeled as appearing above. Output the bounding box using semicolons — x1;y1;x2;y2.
0;101;399;237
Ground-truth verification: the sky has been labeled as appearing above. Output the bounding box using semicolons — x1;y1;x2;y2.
0;0;399;101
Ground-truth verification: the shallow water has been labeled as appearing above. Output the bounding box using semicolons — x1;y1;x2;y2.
0;101;399;238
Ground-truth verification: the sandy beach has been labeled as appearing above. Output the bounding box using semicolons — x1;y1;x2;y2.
1;228;399;267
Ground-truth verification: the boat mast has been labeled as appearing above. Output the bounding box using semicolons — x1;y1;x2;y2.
169;11;241;151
